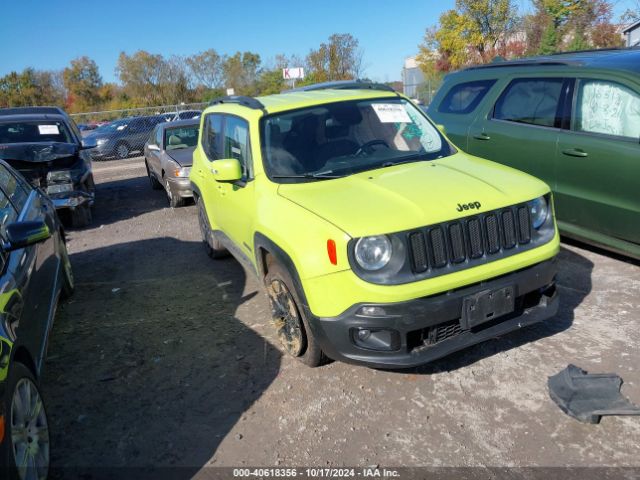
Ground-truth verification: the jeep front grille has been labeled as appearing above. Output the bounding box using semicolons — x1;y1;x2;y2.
408;205;532;274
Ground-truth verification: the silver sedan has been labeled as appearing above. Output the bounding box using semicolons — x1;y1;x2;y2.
144;119;199;208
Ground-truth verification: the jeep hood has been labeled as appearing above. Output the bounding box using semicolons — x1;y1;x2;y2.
277;155;549;238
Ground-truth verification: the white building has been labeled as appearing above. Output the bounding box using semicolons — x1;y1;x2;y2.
623;20;640;47
401;57;425;99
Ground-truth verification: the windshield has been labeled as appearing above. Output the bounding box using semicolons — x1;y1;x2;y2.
94;120;128;133
0;120;74;144
261;98;454;182
164;125;199;150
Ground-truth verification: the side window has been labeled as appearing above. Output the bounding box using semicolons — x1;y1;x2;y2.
0;186;19;239
493;78;565;128
0;165;29;212
202;114;224;161
223;116;252;177
574;79;640;139
438;80;496;114
148;126;157;145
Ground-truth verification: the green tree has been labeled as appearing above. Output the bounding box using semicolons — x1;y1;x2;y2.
306;34;365;82
186;49;224;89
0;68;65;108
63;56;103;112
222;52;261;95
116;51;165;106
418;0;519;71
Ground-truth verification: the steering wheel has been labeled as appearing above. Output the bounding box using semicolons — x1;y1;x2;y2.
354;139;390;157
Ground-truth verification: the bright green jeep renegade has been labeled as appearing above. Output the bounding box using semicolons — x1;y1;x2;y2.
190;81;560;368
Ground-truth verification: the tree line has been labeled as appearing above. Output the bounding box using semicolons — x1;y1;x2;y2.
418;0;638;78
0;33;365;113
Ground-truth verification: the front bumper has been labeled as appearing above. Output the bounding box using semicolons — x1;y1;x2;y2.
306;258;558;368
166;177;193;198
49;190;94;209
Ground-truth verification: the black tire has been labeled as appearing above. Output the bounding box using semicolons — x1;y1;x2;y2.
115;142;130;159
265;261;326;367
165;180;185;208
3;362;50;480
60;237;74;299
146;162;163;190
70;204;92;228
197;198;228;258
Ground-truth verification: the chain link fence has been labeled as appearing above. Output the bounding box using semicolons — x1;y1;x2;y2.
70;102;207;159
403;79;443;107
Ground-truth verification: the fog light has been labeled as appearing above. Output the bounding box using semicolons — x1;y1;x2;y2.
357;329;371;341
351;328;400;351
358;306;387;317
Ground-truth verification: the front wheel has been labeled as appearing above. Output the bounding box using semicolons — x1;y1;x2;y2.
4;362;50;480
115;142;130;159
265;262;326;367
166;181;185;208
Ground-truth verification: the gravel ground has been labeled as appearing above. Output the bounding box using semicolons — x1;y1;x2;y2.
42;156;640;477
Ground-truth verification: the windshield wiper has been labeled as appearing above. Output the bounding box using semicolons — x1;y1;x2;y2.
271;171;344;180
379;153;427;168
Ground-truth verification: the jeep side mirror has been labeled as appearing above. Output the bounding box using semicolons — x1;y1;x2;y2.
210;158;242;182
2;220;51;251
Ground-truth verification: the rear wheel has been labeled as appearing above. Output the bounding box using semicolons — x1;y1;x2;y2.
197;198;227;258
265;262;326;367
70;204;92;228
146;162;162;190
4;362;50;480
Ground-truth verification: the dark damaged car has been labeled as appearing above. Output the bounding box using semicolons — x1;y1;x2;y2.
0;107;95;227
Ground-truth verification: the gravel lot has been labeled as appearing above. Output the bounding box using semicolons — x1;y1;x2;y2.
42;156;640;476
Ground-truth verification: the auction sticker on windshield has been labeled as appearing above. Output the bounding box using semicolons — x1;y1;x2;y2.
372;103;412;123
38;124;60;135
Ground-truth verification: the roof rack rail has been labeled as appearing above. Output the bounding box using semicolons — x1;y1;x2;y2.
284;80;395;93
0;106;67;117
464;59;579;71
208;95;266;111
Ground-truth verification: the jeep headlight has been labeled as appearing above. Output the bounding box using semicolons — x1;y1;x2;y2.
96;138;108;146
530;196;549;229
354;235;392;271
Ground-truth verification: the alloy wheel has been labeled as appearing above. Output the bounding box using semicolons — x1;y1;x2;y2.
11;378;50;480
267;279;304;356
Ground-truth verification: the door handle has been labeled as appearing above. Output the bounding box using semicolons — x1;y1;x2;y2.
473;133;491;141
562;148;588;158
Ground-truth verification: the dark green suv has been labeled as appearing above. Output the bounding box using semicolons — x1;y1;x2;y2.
428;48;640;259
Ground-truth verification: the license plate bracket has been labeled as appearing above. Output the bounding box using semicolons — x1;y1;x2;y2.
461;285;515;330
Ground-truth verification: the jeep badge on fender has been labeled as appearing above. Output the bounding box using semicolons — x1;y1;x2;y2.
456;201;482;212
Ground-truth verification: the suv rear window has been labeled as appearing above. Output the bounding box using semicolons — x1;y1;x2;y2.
493;78;565;128
438;80;496;114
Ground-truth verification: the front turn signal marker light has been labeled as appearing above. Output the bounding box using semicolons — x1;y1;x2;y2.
327;239;337;265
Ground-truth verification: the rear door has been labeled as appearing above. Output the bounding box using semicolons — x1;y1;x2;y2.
555;77;640;244
468;76;570;188
0;166;57;362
